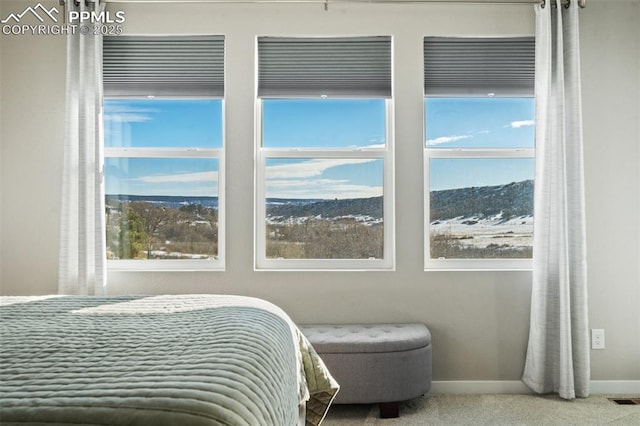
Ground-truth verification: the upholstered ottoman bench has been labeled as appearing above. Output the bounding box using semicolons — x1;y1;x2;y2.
299;323;431;418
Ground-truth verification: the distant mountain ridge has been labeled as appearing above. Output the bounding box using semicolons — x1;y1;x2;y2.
106;194;218;209
106;179;533;222
267;196;383;219
430;180;533;222
267;180;532;221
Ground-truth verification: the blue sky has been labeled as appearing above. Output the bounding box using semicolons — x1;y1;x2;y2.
425;97;535;149
104;99;223;149
426;97;535;191
263;99;385;199
104;97;534;198
104;99;221;197
263;99;386;148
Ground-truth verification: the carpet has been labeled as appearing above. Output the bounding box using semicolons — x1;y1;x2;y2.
322;394;640;425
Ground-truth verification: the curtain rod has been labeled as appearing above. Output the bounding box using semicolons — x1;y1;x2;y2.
96;0;587;8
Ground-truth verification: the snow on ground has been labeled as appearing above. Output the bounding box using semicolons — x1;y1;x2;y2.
431;215;533;250
266;214;382;226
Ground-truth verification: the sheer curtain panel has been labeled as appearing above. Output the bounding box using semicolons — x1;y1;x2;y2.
58;0;107;295
522;1;589;399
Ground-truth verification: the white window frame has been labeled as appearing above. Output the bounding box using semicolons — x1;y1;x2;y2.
423;36;535;271
254;98;395;271
423;107;535;271
104;98;226;271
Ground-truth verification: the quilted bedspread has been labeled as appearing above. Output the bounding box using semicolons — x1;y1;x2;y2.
0;295;338;426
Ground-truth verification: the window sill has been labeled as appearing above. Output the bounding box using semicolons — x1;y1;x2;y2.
107;259;225;272
424;258;533;271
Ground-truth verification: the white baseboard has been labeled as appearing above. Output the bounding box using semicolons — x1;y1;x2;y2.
431;381;533;394
431;380;640;395
589;381;640;394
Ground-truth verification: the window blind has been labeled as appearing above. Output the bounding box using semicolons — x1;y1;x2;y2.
258;36;392;98
424;37;535;97
103;35;224;98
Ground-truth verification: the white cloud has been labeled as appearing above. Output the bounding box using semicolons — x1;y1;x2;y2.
361;143;386;149
105;113;153;123
509;120;535;128
266;158;378;179
137;171;218;184
265;159;381;198
103;105;157;123
112;172;219;197
267;178;347;188
266;178;382;200
425;135;472;146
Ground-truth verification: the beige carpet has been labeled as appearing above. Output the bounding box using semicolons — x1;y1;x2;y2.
322;394;640;425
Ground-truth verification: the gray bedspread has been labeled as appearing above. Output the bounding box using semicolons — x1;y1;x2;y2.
0;295;338;426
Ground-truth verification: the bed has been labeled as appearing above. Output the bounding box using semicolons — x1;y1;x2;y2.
0;294;339;425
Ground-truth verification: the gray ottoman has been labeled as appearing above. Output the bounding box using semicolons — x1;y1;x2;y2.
299;324;431;418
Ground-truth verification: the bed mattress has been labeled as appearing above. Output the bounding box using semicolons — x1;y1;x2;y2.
0;294;338;425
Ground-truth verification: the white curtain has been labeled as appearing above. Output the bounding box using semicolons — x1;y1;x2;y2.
59;0;107;295
522;1;589;399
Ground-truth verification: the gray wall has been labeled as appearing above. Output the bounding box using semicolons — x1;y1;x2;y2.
1;0;638;383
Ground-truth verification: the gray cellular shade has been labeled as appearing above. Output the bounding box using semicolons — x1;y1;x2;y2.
258;36;392;98
103;35;224;97
424;37;535;97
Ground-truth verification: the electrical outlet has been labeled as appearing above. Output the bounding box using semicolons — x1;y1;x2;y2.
591;329;605;350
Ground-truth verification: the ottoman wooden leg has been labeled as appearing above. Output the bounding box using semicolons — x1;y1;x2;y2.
379;401;400;418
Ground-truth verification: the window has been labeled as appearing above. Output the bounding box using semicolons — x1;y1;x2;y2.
256;37;394;270
423;37;535;270
102;36;225;270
